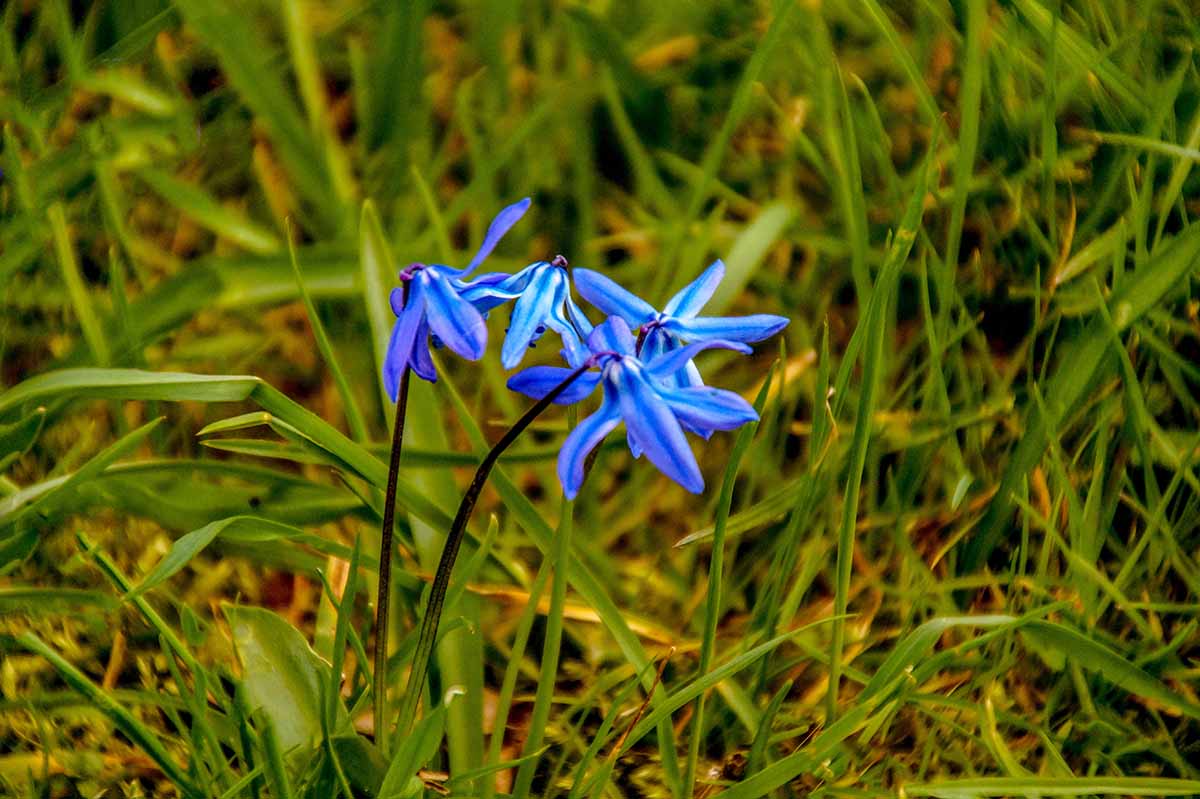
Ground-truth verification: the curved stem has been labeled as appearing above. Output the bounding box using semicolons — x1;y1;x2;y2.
375;291;411;753
393;364;589;744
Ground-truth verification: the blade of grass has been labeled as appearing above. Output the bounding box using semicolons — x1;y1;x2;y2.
683;366;776;794
620;615;844;755
326;532;361;732
13;631;203;798
905;777;1200;797
171;0;338;230
48;201;110;365
480;555;553;799
359;200;396;415
1012;0;1147;115
286;222;368;441
746;679;792;777
655;0;800;299
510;493;575;799
943;0;986;296
1020;619;1200;721
0;408;45;473
0;368;455;532
828;140;933;720
0;586;116;614
367;0;430;179
817;21;872;304
379;693;452;798
0;417;161;529
1152;103;1200;249
138;169;281;255
257;711;296;799
860;0;944;131
281;0;354;205
566;670;649;799
707;204;796;315
964;220;1200;569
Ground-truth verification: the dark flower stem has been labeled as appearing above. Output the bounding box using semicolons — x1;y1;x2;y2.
375;286;411;753
393;363;590;743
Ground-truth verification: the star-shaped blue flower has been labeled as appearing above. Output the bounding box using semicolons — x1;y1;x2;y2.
507;317;758;498
572;259;789;386
461;255;592;370
383;198;530;398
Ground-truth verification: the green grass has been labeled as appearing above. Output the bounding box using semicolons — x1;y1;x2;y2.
3;1;1200;798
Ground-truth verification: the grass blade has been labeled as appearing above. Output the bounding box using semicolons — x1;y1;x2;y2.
171;0;337;229
965;220;1200;568
621;615;842;755
12;631;203;798
684;366;775;794
1020;620;1200;721
828;138;934;719
48;201;110;365
286;224;369;441
138;169;282;255
0;417;162;531
905;777;1200;798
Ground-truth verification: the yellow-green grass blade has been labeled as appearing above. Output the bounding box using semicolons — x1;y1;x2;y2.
905;777;1200;798
12;631;204;799
964;220;1200;569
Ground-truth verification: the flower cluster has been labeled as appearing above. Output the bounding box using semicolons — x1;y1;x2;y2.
383;198;788;497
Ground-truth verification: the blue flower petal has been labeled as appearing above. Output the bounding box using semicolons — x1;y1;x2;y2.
681;360;705;388
663;313;790;343
612;363;703;493
507;365;600;404
389;287;407;316
657;385;758;434
382;281;428;398
638;326;668;361
547;288;589;367
586;316;637;356
644;338;750;381
564;293;594;343
463;272;509;286
423;271;488;360
547;318;588;369
458;271;523;313
497;262;541;291
663;259;725;318
573;269;657;326
641;328;703;387
460;197;531;276
501;264;559;369
382;322;410;400
465;287;525;314
558;397;620;499
638;327;685;385
625;425;644;459
410;319;438;382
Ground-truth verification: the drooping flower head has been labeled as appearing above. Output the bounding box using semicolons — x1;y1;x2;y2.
573;259;789;386
507;317;759;498
461;254;592;370
383;198;531;398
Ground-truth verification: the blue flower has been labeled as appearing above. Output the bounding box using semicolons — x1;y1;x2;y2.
507;317;758;498
462;254;592;370
572;259;789;386
383;198;530;398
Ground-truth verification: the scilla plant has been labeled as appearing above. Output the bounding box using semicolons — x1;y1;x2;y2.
3;197;786;799
376;199;788;752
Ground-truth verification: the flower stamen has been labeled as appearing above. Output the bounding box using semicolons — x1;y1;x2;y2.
398;262;425;281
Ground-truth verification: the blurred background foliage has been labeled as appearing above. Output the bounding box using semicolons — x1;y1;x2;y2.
2;0;1200;796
